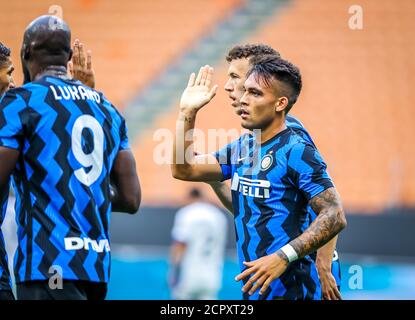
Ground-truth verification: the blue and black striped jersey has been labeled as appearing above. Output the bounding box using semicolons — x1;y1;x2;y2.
0;76;129;284
0;188;11;291
287;115;341;287
286;114;315;146
214;127;334;300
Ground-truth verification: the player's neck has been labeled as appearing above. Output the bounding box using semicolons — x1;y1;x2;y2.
33;65;70;82
257;117;287;145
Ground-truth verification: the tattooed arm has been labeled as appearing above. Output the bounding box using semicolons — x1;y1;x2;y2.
235;187;346;296
285;187;346;260
316;236;342;300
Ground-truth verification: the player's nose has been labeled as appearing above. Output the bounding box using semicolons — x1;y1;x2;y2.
240;92;249;106
224;79;233;92
8;79;15;90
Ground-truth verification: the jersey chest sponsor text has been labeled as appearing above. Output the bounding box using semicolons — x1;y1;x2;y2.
231;172;270;199
64;237;110;253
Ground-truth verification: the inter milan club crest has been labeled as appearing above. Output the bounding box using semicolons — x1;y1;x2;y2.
261;154;273;171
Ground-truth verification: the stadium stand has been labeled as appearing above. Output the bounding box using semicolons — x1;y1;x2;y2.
0;0;241;107
1;0;414;212
252;0;415;212
132;0;415;212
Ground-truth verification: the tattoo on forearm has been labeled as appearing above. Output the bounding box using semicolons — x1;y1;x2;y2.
181;111;196;124
290;187;346;259
184;116;193;123
276;249;289;263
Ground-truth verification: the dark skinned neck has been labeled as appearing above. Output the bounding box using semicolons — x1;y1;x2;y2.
33;65;70;82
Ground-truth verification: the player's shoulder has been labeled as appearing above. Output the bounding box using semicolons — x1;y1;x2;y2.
174;205;197;225
225;132;251;146
286;114;305;129
180;202;211;215
178;202;224;219
216;132;252;158
0;85;35;110
285;131;328;171
96;91;125;120
233;131;255;148
285;129;316;155
1;84;34;99
286;115;313;140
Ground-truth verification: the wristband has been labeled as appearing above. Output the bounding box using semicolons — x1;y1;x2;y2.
280;244;298;263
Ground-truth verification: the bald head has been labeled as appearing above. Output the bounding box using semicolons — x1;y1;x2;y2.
21;15;72;82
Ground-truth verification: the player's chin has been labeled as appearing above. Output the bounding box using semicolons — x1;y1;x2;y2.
240;120;255;130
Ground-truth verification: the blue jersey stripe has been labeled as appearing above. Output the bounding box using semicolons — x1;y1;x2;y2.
215;122;337;300
0;76;128;283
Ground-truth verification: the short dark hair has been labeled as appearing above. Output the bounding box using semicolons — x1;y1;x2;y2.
226;44;281;62
247;55;302;113
0;42;11;66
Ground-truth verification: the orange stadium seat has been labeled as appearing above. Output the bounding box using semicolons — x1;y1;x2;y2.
1;0;414;213
0;0;241;107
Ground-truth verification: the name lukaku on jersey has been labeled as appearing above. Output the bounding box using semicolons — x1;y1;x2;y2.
231;173;271;199
50;84;101;103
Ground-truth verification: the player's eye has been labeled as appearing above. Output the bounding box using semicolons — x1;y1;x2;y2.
250;90;261;97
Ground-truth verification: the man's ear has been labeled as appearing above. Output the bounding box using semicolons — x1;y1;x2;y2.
275;96;289;113
68;48;73;63
22;44;31;61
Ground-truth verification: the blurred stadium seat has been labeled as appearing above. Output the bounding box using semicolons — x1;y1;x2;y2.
253;0;415;212
1;0;413;212
0;0;241;108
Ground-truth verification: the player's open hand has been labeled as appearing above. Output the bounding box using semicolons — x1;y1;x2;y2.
318;269;342;300
68;39;95;89
180;65;218;114
235;251;289;296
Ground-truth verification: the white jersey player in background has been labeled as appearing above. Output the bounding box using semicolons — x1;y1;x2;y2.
169;187;228;300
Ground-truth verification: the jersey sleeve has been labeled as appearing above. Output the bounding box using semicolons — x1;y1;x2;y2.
287;142;334;201
99;92;130;151
286;115;316;147
212;143;233;181
212;134;247;181
0;188;12;291
0;90;27;150
119;117;130;151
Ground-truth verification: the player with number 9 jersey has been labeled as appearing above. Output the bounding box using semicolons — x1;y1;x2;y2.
0;75;132;287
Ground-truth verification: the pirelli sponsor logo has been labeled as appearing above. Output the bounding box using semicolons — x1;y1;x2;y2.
231;173;270;199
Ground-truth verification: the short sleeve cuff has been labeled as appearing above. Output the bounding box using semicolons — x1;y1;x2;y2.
307;180;334;201
213;151;231;181
0;138;20;150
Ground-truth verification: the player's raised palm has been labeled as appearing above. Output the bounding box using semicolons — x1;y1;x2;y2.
68;39;95;89
180;65;218;113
